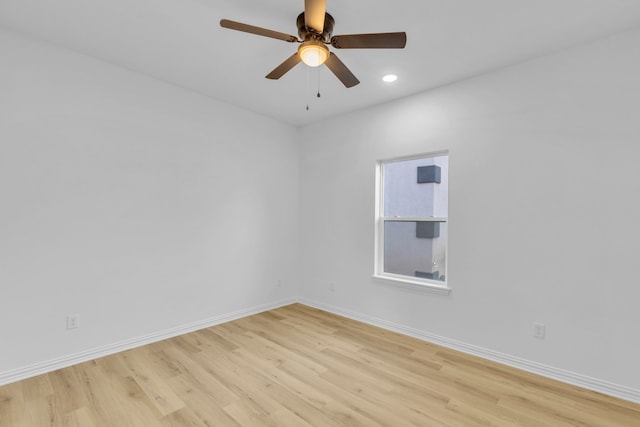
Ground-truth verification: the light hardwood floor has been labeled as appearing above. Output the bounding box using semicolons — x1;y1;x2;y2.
1;304;639;426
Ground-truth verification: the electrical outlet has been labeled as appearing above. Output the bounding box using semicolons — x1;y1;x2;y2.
533;322;545;339
67;314;79;330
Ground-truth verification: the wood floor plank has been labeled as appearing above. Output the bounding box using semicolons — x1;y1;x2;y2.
158;406;209;427
63;406;100;427
47;367;89;415
261;408;317;427
0;382;26;427
77;357;162;426
233;347;384;427
1;303;639;426
166;373;242;427
119;350;186;417
277;359;418;427
160;345;238;407
19;373;53;401
223;401;271;427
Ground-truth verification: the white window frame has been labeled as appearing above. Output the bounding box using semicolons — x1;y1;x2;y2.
373;151;451;295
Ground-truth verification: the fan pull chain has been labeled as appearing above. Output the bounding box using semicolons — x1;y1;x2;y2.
305;68;322;111
305;66;312;111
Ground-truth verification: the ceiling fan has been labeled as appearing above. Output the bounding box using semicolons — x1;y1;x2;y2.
220;0;407;88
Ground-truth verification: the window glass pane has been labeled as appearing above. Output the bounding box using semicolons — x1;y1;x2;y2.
383;155;448;218
383;221;447;281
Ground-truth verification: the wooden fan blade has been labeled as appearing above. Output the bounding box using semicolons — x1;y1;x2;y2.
220;19;299;43
324;53;360;88
331;32;407;49
304;0;326;33
266;53;302;80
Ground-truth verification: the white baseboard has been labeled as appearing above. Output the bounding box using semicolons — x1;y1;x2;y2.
3;296;639;405
298;298;640;405
0;297;297;387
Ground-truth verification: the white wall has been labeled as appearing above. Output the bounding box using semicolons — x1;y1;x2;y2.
298;28;640;393
0;28;299;375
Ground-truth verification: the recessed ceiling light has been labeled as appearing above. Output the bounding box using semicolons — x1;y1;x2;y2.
382;74;398;83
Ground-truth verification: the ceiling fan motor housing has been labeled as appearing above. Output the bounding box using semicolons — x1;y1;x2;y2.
297;12;335;43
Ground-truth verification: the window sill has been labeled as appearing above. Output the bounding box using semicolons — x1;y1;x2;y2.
372;274;451;295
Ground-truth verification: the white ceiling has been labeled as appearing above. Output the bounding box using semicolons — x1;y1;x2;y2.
2;0;640;126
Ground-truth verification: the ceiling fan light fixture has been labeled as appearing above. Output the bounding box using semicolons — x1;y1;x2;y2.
298;40;329;67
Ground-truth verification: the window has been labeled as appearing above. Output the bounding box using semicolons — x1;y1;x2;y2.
374;152;450;294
